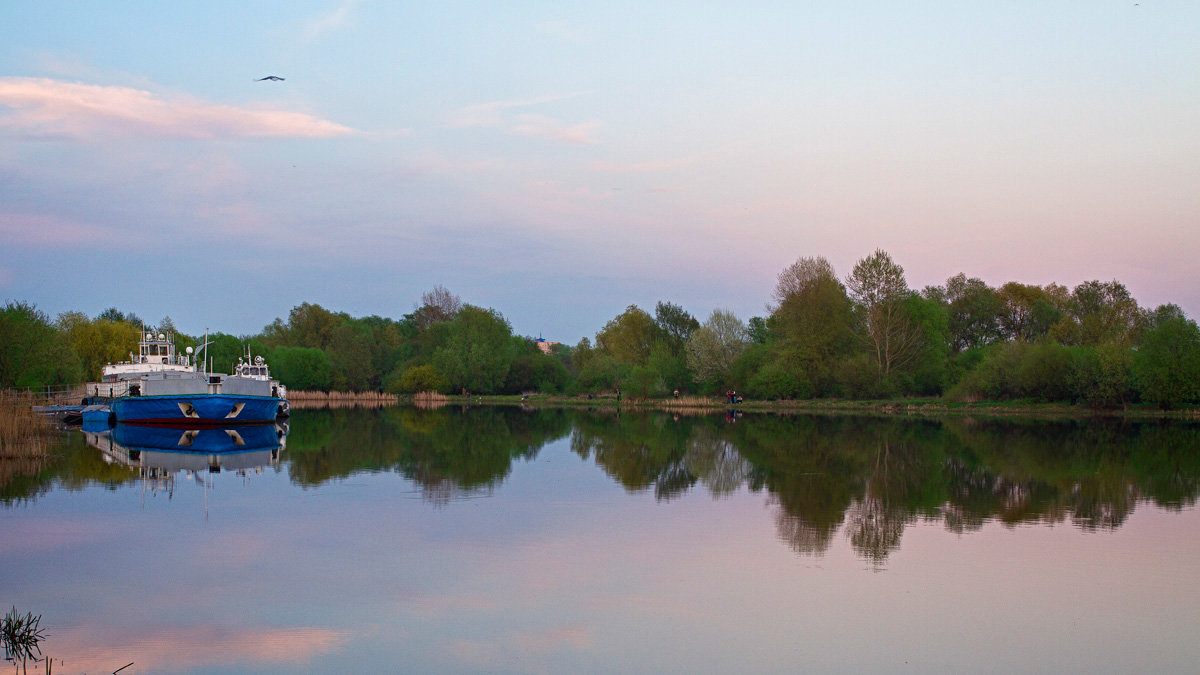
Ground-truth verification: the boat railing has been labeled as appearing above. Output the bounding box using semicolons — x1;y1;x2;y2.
8;384;87;405
86;381;135;399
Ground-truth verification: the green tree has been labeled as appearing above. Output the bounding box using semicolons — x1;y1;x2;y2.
432;306;515;393
57;312;140;379
1053;280;1143;347
96;307;143;327
1146;303;1186;329
285;303;342;349
361;315;410;387
198;333;245;374
654;301;699;354
648;343;693;393
1084;342;1135;409
1133;315;1200;409
575;350;627;393
997;282;1064;342
770;264;856;396
935;273;1003;353
595;305;661;366
272;346;334;390
393;364;449;394
505;337;570;393
328;321;375;391
746;317;771;345
0;302;82;389
897;293;950;396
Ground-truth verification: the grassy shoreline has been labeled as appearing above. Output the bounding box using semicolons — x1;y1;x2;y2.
392;392;1200;420
8;387;1194;422
1;392;58;490
1;392;56;458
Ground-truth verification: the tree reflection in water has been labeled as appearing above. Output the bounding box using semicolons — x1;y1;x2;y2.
570;411;1200;560
7;408;1200;561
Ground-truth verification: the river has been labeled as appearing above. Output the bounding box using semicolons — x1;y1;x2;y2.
2;407;1198;673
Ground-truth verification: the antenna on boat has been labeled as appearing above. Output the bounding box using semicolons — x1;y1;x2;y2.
194;329;214;375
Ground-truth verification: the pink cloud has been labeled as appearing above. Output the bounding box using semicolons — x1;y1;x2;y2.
48;623;349;673
0;77;355;140
513;626;593;652
1;516;128;553
0;212;124;246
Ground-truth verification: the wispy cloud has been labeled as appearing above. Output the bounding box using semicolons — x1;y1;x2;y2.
446;92;598;145
513;626;593;652
0;77;355;140
446;92;590;128
510;114;599;145
301;0;361;42
593;155;700;173
0;212;125;246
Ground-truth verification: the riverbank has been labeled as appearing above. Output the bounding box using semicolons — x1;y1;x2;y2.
0;391;56;457
288;390;399;410
393;392;1200;420
1;391;58;490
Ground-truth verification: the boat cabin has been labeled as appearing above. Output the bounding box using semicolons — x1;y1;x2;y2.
101;331;196;382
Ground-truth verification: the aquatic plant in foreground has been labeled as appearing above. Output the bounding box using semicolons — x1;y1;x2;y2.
1;606;45;674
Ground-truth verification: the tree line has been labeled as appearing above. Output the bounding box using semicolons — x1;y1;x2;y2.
2;250;1199;408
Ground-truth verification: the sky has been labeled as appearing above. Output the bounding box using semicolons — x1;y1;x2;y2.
1;1;1197;342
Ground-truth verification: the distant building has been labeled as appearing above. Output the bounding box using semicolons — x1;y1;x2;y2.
535;338;559;355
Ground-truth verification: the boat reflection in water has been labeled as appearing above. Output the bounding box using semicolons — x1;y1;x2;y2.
82;421;287;493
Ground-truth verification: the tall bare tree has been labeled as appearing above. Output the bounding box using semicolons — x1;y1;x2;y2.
845;249;923;376
771;256;837;311
414;285;463;331
685;309;748;383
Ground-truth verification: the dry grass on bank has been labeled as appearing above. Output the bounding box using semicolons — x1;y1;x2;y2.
661;395;719;409
0;392;57;488
413;391;449;410
287;390;399;410
0;391;54;460
655;396;726;416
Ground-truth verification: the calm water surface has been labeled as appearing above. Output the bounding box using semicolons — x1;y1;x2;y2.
3;407;1199;673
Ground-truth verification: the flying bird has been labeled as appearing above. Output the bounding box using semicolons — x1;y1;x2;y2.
255;75;285;81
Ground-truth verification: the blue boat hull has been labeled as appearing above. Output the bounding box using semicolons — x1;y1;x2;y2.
110;394;283;426
111;423;283;454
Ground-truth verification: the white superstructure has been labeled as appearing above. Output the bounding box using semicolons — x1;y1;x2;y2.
101;331;196;380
